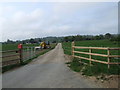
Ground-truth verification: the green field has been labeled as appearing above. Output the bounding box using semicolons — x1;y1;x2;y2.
62;40;120;75
1;43;39;51
1;43;57;51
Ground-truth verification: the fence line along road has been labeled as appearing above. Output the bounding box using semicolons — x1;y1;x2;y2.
1;49;20;67
1;47;43;67
71;42;120;69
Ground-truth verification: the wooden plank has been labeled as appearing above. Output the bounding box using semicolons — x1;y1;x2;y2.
73;51;120;58
73;46;120;50
73;51;108;57
1;54;20;58
109;48;120;50
74;55;108;64
73;46;108;50
109;55;120;58
2;58;20;63
2;59;20;67
1;50;19;53
108;62;120;64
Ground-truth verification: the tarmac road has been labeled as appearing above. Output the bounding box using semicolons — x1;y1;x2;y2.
2;43;99;88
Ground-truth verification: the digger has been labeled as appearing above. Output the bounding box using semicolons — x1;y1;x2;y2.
35;41;51;50
40;41;47;49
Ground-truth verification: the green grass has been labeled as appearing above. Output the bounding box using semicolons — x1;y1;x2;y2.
67;58;83;72
66;57;120;76
62;40;120;76
75;39;119;47
62;40;119;55
62;42;72;55
2;43;57;51
1;43;39;51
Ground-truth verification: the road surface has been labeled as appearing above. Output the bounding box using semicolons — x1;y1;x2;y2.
2;43;100;88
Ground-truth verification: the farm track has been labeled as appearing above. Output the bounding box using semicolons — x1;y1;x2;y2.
2;43;100;88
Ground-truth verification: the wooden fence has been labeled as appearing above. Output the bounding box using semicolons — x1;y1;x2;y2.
0;47;43;67
72;42;120;69
1;50;20;67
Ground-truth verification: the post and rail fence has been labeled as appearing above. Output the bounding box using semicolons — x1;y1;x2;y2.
1;43;56;67
0;46;44;67
71;42;120;69
0;50;20;67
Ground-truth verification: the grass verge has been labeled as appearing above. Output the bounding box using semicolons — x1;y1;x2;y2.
62;40;120;76
66;57;120;76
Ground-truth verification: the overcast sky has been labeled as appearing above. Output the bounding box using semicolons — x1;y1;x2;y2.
0;2;118;42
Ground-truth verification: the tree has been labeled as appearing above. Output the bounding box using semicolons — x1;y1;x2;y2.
105;33;112;39
7;39;14;44
38;38;42;42
74;35;83;41
94;35;101;40
64;37;69;42
29;38;35;44
71;36;75;41
99;34;104;39
110;34;120;42
52;41;56;43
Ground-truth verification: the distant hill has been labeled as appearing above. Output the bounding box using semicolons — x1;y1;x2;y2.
3;36;64;44
2;33;119;44
41;37;64;43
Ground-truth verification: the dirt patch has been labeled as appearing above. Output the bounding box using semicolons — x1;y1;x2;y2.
64;54;73;62
64;54;119;88
85;74;119;88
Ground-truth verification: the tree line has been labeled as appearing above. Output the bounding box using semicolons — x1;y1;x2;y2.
3;33;120;44
63;33;120;42
4;37;64;44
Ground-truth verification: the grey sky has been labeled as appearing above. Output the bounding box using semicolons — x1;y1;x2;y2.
0;2;118;41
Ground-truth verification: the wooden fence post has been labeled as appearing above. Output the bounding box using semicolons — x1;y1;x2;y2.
72;42;75;57
19;48;23;64
107;48;110;69
89;48;92;65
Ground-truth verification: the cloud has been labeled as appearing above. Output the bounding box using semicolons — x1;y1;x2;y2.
12;8;43;24
1;7;44;41
1;2;118;41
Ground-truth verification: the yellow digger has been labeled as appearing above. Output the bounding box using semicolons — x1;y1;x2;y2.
40;41;47;49
35;41;51;50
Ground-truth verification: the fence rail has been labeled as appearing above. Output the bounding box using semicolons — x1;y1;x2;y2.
1;54;20;58
0;49;19;53
0;49;20;67
72;42;120;69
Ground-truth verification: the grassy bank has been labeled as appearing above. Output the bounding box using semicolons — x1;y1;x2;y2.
62;40;120;76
